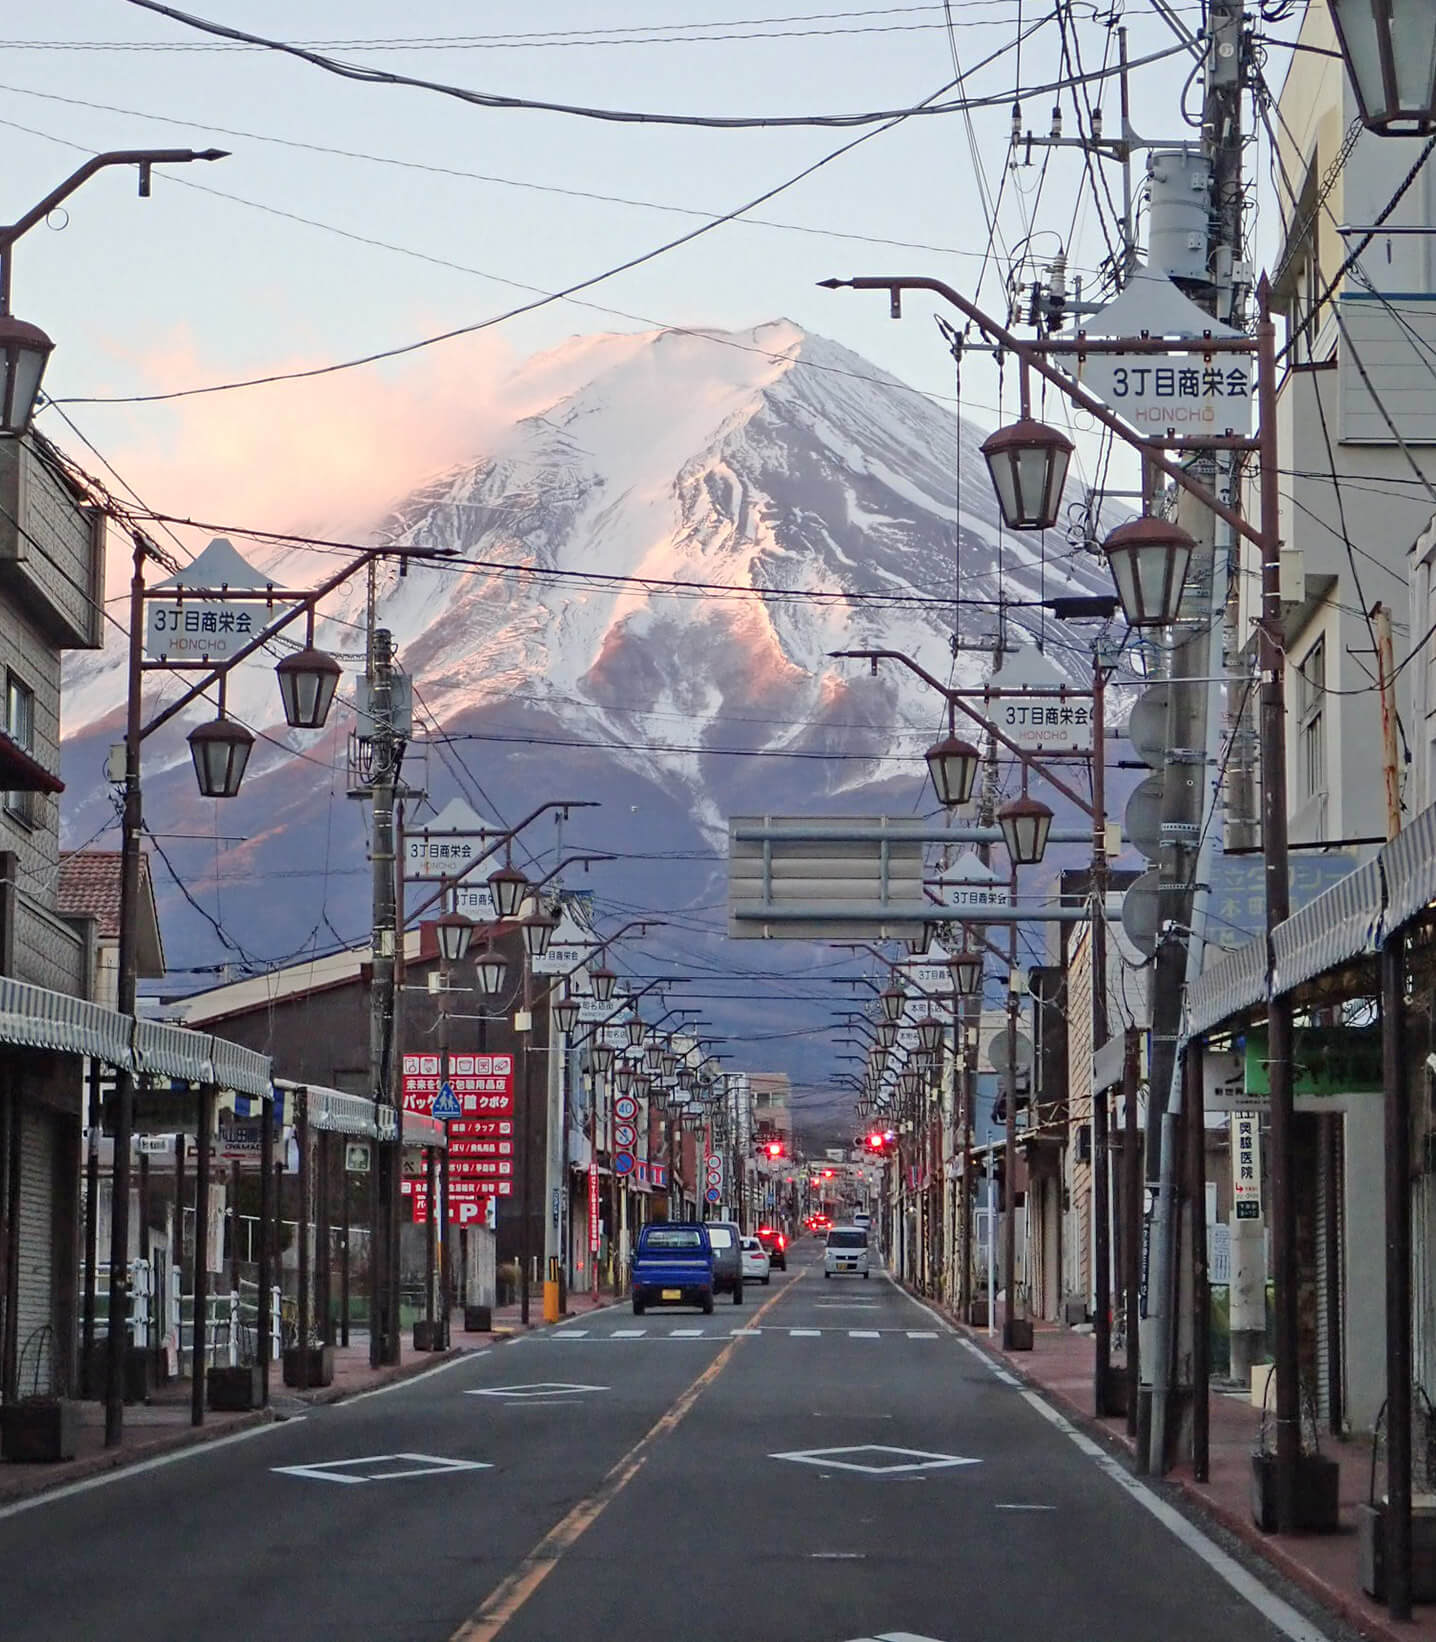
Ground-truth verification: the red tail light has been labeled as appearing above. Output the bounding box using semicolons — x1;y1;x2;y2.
778;1235;786;1249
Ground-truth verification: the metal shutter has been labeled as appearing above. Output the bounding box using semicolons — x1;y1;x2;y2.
14;1103;56;1395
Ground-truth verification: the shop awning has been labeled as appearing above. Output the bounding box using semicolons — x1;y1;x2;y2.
1270;856;1384;995
0;732;63;794
1185;936;1268;1040
0;976;270;1096
1385;800;1436;931
273;1078;402;1142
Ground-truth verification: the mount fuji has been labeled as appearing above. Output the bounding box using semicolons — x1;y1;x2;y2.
60;319;1116;1133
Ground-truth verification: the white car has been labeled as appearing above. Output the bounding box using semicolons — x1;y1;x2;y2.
824;1226;871;1278
740;1235;771;1285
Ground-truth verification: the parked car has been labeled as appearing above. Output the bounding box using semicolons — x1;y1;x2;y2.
631;1222;714;1314
705;1220;744;1304
741;1235;771;1285
755;1226;787;1270
824;1225;870;1279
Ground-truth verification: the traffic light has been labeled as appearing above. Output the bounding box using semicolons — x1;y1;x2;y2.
765;1140;784;1159
865;1131;887;1154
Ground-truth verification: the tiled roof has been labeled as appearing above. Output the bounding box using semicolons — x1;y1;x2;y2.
56;851;165;976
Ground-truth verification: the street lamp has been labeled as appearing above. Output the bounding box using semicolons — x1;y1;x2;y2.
521;910;556;961
434;909;474;966
0;315;51;435
488;864;529;920
877;1019;898;1050
925;734;982;809
950;949;983;997
980;418;1074;531
1328;0;1436;136
644;1043;663;1075
998;794;1054;866
592;966;618;1004
553;994;579;1035
475;945;508;995
186;715;253;799
879;986;904;1024
616;1063;635;1095
1102;516;1195;629
275;643;343;730
916;1015;944;1054
592;1044;615;1076
626;1017;646;1049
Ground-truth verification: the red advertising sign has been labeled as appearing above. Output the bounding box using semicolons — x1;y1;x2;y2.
403;1183;504;1223
451;1156;513;1177
588;1161;600;1252
449;1139;514;1159
449;1119;513;1139
401;1053;514;1117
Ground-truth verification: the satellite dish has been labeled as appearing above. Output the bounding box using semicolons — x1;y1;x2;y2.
1126;684;1171;769
1123;774;1165;863
985;1029;1034;1075
1121;867;1161;958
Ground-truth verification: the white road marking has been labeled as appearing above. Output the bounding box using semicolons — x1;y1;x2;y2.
272;1452;490;1485
730;1328;762;1337
994;1502;1057;1511
464;1383;607;1399
611;1329;646;1339
774;1443;980;1476
810;1551;867;1560
848;1330;881;1339
668;1328;704;1338
881;1271;957;1335
0;1417;299;1522
956;1336;1020;1386
906;1331;939;1339
1019;1392;1334;1642
555;1329;588;1338
790;1329;822;1337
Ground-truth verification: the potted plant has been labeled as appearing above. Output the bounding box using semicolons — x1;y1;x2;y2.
1250;1374;1339;1534
0;1328;79;1463
1358;1391;1436;1600
208;1325;265;1410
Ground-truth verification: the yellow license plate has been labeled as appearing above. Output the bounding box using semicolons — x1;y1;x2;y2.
662;1288;681;1300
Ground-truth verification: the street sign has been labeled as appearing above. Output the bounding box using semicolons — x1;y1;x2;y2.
344;1142;371;1173
404;798;498;880
431;1083;462;1120
705;1186;721;1204
938;855;1011;913
984;648;1092;753
1082;351;1253;437
589;1161;601;1251
402;1052;514;1117
1231;1113;1261;1221
612;1095;639;1122
143;537;294;663
613;1152;635;1177
531;908;600;976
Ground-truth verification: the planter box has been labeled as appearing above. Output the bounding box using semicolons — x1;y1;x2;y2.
967;1300;990;1329
82;1343;152;1404
1063;1298;1089;1326
1005;1318;1035;1351
1250;1451;1341;1534
1100;1366;1132;1418
0;1399;79;1462
281;1345;335;1389
413;1320;450;1352
207;1365;265;1412
462;1305;492;1333
1357;1500;1436;1602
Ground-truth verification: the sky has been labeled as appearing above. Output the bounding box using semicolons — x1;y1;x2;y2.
5;0;1268;564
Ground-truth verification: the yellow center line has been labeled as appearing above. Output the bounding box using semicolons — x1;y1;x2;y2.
450;1269;804;1642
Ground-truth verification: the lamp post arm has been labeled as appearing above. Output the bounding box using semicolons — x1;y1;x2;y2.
821;276;1264;553
1;149;228;313
829;646;1095;816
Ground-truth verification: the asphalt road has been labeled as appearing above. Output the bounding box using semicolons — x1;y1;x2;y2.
2;1240;1347;1642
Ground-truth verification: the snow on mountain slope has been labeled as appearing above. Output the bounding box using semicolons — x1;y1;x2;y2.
60;320;1114;1102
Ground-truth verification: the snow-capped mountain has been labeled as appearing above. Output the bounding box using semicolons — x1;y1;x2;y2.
60;320;1115;1123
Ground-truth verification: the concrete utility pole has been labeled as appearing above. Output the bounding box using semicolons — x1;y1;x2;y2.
368;627;400;1367
1142;0;1248;1474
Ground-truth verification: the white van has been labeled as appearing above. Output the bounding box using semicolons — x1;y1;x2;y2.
824;1225;870;1278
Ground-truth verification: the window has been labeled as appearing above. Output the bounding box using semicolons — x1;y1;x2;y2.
826;1229;868;1250
1297;637;1326;803
3;672;35;824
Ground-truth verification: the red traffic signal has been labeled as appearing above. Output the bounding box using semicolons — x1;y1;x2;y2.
765;1140;784;1158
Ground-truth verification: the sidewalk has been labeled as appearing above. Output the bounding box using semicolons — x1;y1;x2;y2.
959;1310;1430;1642
0;1288;621;1505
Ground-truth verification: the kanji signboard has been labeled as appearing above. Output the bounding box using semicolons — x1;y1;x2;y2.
401;1053;514;1116
1231;1112;1261;1222
983;648;1093;753
1082;353;1254;436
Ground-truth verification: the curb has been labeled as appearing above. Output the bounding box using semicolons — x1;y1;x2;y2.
0;1405;274;1508
937;1296;1413;1642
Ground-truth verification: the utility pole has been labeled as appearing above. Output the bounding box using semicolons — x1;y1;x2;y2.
368;627;399;1367
1143;0;1248;1474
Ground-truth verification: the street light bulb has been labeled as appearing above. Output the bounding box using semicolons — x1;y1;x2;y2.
0;314;53;437
274;646;343;730
186;717;253;799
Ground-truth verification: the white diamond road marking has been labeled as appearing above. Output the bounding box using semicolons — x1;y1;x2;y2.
273;1453;490;1485
848;1330;881;1339
771;1444;980;1476
464;1383;608;1400
840;1634;947;1642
